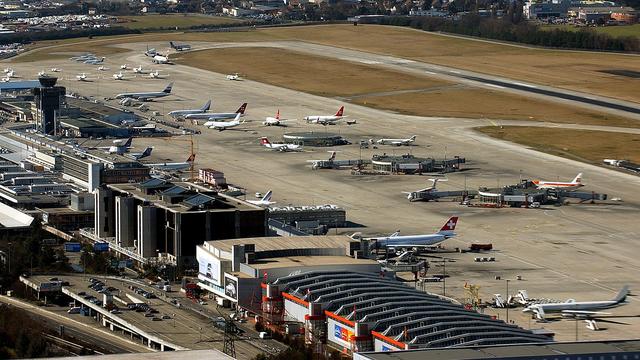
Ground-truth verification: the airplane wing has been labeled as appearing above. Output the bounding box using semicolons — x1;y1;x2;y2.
561;310;612;317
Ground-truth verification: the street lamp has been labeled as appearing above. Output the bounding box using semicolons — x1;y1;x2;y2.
442;258;447;297
506;279;510;323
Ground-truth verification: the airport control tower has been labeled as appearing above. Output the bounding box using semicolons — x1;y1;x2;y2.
32;76;65;136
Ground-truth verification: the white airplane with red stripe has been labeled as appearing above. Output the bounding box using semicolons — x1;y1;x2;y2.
358;217;459;248
260;137;302;152
263;109;294;126
304;106;346;125
532;173;583;190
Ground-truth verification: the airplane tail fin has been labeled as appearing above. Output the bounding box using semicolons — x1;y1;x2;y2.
613;286;630;303
141;147;152;158
170;41;175;48
163;82;174;94
201;100;211;112
187;154;195;163
437;216;459;234
335;106;344;117
276;109;280;120
329;151;336;161
124;137;133;148
262;190;273;202
260;137;271;145
572;173;583;184
236;103;247;114
410;135;417;141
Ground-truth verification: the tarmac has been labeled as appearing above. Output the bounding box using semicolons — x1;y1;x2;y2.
4;39;640;343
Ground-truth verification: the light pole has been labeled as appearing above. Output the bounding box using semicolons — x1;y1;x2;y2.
506;279;510;323
442;258;447;297
173;313;176;328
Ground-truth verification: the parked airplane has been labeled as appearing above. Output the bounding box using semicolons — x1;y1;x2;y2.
185;103;247;121
37;70;46;77
120;64;128;70
152;54;169;64
50;68;61;72
532;173;583;190
246;190;276;206
113;72;125;80
167;100;211;119
304;106;346;125
226;73;241;81
170;41;191;51
97;66;109;71
95;138;133;155
148;70;167;79
205;113;245;131
355;216;459;249
263;109;293;126
76;73;88;81
145;46;157;57
115;82;173;101
127;147;153;160
523;286;630;320
402;178;446;201
146;154;195;171
85;57;105;65
260;137;302;152
377;135;417;146
133;65;144;74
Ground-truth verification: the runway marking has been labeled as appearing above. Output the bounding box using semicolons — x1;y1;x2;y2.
511;82;538;88
424;71;436;75
484;83;505;89
449;70;461;74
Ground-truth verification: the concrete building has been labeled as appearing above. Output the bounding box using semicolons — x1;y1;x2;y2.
371;154;465;174
32;76;65;136
282;132;349;147
91;179;267;267
268;204;346;228
524;0;571;19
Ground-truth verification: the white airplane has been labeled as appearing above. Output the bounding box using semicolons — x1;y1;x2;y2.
120;64;128;70
263;109;294;126
76;73;88;81
260;137;302;152
113;72;125;80
115;82;173;101
402;178;446;201
167;100;211;119
377;135;417;146
96;138;133;154
37;70;46;77
532;173;583;190
523;286;629;320
97;66;110;71
85;57;105;65
205;113;245;131
1;77;10;83
148;70;166;79
185;103;247;121
152;54;169;64
226;73;241;81
355;216;459;249
5;70;15;78
304;106;346;125
133;65;144;74
3;67;12;73
246;190;276;206
127;147;153;160
146;154;195;171
50;68;61;72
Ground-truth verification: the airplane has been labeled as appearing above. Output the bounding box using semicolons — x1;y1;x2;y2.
205;113;245;131
185;103;247;121
37;70;46;77
523;286;630;321
145;46;157;57
260;137;302;152
76;73;88;81
1;77;10;83
97;137;133;155
98;66;110;71
167;100;211;119
532;173;583;190
113;72;125;80
5;69;15;78
146;154;195;171
50;68;61;72
115;82;174;101
120;64;128;70
246;190;276;206
170;41;191;51
354;216;459;249
263;109;294;126
133;65;144;74
402;178;446;201
127;147;153;160
152;54;169;64
148;70;165;79
377;135;417;146
304;106;346;125
84;57;105;65
226;73;241;81
3;67;13;73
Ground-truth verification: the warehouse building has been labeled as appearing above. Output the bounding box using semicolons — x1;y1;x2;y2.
371;154;465;174
91;179;267;267
282;132;349;147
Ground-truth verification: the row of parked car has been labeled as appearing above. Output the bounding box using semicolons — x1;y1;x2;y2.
128;285;156;299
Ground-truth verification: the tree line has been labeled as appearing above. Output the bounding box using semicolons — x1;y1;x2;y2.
0;27;140;46
380;15;640;52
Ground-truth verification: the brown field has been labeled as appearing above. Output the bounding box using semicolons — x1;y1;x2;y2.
12;24;640;103
352;88;640;127
477;126;640;163
118;14;241;30
174;47;453;97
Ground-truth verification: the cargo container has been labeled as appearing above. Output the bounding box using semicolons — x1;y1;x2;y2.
64;242;82;252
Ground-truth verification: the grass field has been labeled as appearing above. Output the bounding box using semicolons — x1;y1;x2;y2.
176;47;640;127
118;14;241;30
542;24;640;38
10;24;640;103
174;47;453;97
351;88;639;127
477;126;640;163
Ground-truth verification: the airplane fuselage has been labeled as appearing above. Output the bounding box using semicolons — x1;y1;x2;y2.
371;234;449;248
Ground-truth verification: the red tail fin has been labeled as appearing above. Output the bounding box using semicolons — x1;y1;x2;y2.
276;109;280;120
260;137;270;145
335;106;344;117
439;217;458;232
187;154;195;163
236;103;247;114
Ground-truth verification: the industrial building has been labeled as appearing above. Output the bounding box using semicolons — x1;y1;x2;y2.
354;340;640;360
195;236;550;355
371;154;465;174
282;132;350;147
89;179;267;267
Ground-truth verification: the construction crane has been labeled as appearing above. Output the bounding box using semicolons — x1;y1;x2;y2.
464;282;481;310
160;134;197;180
